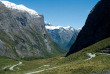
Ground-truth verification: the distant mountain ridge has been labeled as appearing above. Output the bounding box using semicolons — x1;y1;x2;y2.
45;22;81;50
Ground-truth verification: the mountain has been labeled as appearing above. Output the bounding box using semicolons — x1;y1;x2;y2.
66;0;110;56
1;0;110;74
45;21;52;26
66;28;81;49
45;22;80;50
0;1;65;59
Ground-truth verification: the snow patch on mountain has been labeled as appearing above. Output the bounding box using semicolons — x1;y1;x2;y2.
45;21;52;26
45;22;80;50
45;22;78;31
45;25;75;31
1;1;39;15
45;26;62;30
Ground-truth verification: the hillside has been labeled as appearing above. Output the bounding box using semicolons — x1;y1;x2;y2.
0;0;110;74
67;0;110;56
0;1;65;59
0;37;110;74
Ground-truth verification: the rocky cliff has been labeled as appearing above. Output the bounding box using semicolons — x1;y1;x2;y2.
45;22;80;50
0;1;65;59
67;0;110;56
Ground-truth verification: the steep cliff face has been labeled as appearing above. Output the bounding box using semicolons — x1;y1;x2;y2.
45;22;80;50
67;0;110;56
0;1;64;59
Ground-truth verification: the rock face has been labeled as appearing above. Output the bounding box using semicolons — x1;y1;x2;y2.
45;22;80;50
67;0;110;56
0;1;64;59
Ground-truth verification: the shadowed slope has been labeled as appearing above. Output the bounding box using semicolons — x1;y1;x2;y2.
67;0;110;56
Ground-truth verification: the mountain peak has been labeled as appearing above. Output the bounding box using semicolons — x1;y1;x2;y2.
45;22;52;26
1;1;39;15
45;22;80;50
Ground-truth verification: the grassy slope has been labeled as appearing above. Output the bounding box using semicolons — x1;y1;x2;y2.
0;56;19;74
42;37;110;74
0;37;110;74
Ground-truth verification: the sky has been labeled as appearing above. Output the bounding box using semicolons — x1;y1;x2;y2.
1;0;100;29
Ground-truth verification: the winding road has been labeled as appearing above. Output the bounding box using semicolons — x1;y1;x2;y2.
25;53;97;74
25;67;57;74
25;53;109;74
9;61;22;70
86;53;96;60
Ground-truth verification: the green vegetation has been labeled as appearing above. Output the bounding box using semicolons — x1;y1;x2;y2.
0;28;17;57
0;37;110;74
0;56;19;74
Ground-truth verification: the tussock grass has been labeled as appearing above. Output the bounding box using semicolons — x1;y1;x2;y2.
0;37;110;74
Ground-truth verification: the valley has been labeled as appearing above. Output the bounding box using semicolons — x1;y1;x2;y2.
45;22;80;50
0;37;110;74
0;0;110;74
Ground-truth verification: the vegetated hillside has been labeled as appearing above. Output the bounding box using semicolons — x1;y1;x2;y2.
67;0;110;56
0;1;65;59
39;37;110;74
45;22;80;50
0;37;110;74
